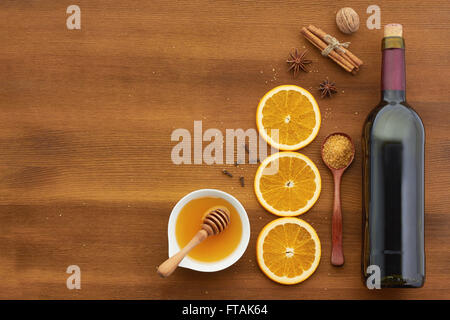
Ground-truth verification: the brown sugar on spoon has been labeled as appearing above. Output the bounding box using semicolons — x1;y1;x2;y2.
321;133;355;267
322;134;354;169
157;206;231;277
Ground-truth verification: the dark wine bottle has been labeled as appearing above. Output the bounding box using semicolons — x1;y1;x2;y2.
362;24;425;288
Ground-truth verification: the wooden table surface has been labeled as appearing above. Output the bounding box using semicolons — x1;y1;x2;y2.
0;0;449;299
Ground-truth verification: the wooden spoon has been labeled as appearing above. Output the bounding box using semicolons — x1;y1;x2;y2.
157;206;231;277
321;133;355;267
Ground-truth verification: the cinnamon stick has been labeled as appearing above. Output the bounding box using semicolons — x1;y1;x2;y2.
307;25;363;68
300;27;355;73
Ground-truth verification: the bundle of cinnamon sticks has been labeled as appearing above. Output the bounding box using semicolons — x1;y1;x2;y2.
301;25;363;74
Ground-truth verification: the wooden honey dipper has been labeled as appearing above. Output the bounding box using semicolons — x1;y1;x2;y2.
157;206;231;277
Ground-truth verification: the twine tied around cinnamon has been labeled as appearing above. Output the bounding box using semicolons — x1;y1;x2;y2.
321;34;350;57
300;25;363;73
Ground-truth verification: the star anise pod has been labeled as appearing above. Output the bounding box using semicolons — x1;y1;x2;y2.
319;78;337;98
287;49;312;77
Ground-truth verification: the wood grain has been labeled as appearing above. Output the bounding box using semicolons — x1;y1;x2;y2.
0;0;449;299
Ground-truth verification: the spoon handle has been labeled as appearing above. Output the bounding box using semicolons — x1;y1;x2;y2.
157;229;208;277
331;171;344;266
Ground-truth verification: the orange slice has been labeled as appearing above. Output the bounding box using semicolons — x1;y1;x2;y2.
256;85;321;150
257;217;321;285
254;152;321;216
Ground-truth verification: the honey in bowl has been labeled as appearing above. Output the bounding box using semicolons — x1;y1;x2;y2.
175;197;242;262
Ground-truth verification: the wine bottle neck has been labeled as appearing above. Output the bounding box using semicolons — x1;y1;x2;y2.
382;90;406;102
381;37;406;102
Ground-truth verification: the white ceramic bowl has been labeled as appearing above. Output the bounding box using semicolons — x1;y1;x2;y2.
167;189;250;272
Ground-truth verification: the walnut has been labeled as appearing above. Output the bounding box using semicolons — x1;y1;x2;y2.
336;7;360;34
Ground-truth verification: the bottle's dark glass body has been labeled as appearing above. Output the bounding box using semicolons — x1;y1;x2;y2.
362;36;425;288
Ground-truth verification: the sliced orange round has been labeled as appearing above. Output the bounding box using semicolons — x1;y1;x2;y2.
254;152;321;216
256;85;321;150
256;217;321;285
